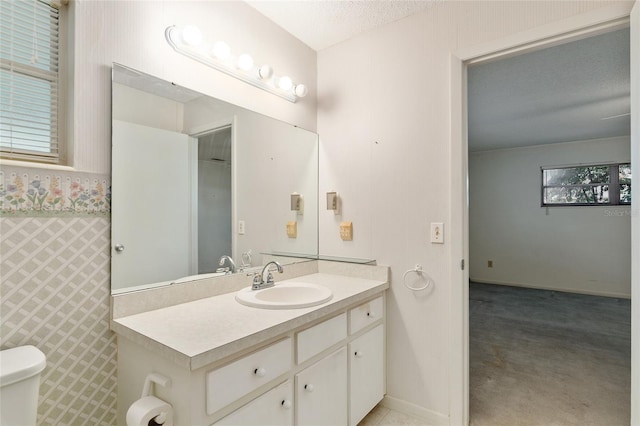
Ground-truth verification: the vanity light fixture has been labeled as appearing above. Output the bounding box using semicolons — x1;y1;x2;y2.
165;25;307;103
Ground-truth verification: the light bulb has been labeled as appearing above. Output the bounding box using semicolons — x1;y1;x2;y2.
294;84;308;98
258;64;273;80
237;54;254;71
278;76;293;91
181;25;202;47
212;41;231;60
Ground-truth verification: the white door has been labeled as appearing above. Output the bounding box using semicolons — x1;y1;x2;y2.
349;324;384;426
295;347;347;426
630;2;639;424
111;120;192;291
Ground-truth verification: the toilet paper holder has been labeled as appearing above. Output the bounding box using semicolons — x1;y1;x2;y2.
126;373;173;426
141;373;171;399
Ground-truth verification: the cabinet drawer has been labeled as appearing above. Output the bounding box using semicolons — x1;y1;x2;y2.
212;380;293;426
297;313;346;364
349;297;383;334
206;338;292;415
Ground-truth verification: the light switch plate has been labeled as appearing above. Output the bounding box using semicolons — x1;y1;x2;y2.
291;193;303;214
430;222;444;243
340;222;353;241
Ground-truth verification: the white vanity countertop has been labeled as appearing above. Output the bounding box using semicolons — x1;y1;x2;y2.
111;273;388;370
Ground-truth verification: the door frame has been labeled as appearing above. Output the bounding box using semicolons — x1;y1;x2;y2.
448;3;637;425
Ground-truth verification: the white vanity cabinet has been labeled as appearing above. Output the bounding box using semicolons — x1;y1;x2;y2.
295;347;348;426
209;299;384;426
113;270;389;426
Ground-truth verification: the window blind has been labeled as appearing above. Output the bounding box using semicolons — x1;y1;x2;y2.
0;0;60;163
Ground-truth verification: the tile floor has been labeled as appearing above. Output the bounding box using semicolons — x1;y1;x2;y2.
358;405;434;426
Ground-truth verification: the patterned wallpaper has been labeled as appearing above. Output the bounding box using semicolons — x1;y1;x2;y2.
0;166;110;217
0;166;116;425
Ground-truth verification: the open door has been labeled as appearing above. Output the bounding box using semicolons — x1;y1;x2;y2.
630;2;639;424
111;120;192;292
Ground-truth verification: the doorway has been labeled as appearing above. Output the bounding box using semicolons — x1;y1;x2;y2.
196;125;233;274
448;5;639;425
466;28;632;424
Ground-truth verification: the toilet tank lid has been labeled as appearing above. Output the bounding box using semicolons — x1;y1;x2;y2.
0;345;46;387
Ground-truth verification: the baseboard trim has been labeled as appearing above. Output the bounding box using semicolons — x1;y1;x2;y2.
380;396;449;426
470;278;631;299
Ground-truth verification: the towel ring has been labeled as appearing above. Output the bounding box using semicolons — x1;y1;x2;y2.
403;264;433;291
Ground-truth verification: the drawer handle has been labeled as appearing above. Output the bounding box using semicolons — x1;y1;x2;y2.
304;384;314;392
281;399;292;409
254;367;266;377
367;311;375;318
354;351;364;358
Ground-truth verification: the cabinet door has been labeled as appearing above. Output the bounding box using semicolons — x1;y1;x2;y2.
213;380;293;426
296;347;347;426
349;324;384;426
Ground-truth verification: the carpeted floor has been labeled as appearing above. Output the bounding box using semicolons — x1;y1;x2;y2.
469;282;631;426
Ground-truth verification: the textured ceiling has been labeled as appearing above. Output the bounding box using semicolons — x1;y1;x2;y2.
468;28;630;152
245;3;630;152
245;0;440;51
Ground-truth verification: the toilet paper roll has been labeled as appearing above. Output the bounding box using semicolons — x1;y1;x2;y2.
126;395;174;426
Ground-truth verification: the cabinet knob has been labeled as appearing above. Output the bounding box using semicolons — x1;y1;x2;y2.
367;311;375;318
354;351;364;358
254;367;266;377
304;384;314;392
114;244;125;253
281;399;292;409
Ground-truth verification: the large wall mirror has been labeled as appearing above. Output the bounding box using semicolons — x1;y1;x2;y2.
111;64;318;294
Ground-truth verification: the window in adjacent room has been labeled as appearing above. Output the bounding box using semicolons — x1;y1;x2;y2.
1;0;64;164
542;163;632;206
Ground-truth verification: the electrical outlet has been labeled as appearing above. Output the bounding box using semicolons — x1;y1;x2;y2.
340;222;353;241
286;221;297;238
238;220;245;235
430;222;444;244
488;260;493;268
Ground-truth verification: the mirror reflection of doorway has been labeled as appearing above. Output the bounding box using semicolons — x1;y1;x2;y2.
197;125;232;274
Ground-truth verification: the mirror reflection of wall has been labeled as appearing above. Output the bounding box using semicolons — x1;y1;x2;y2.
111;64;319;294
198;127;232;274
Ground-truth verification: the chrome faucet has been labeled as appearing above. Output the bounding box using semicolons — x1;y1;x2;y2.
218;255;237;274
252;261;283;290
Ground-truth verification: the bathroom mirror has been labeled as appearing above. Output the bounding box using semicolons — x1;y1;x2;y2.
111;64;318;294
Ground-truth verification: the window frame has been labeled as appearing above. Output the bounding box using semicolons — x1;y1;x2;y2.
0;0;68;165
541;162;631;207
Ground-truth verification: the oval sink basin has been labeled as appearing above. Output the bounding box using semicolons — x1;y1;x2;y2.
236;282;333;309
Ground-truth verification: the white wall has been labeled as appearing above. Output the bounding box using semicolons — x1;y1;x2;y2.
469;137;631;298
317;1;634;421
72;0;317;174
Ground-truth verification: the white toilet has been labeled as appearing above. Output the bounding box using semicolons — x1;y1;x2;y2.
0;345;46;426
